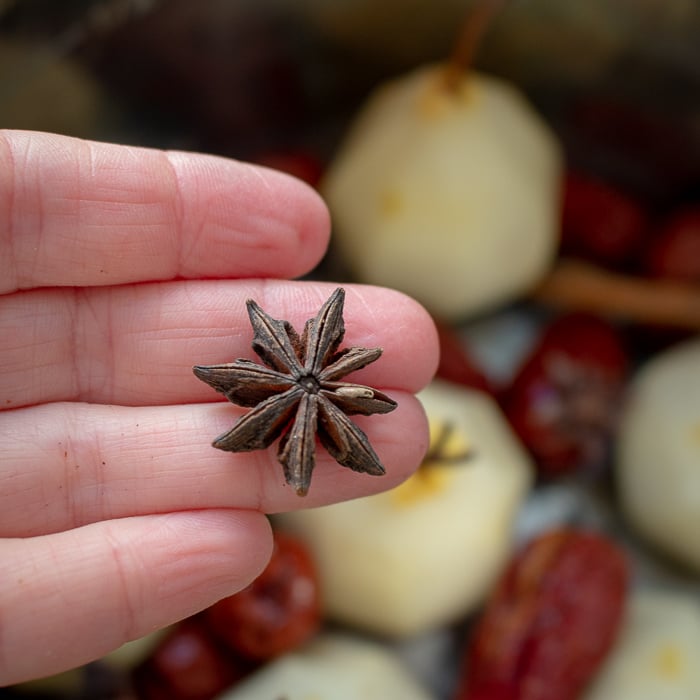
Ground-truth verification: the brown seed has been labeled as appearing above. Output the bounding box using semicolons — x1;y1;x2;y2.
193;288;397;496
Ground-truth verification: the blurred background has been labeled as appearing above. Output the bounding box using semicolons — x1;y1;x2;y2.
2;0;699;198
2;1;700;699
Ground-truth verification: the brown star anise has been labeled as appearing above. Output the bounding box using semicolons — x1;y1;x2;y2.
193;288;397;496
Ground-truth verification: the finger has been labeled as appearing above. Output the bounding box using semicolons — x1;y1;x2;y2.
0;509;273;685
0;281;438;409
0;395;427;537
0;130;330;294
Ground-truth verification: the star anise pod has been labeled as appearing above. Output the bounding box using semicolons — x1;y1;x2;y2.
193;288;397;496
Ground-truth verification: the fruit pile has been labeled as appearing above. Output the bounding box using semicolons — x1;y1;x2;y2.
131;531;321;700
155;60;700;700
8;11;700;699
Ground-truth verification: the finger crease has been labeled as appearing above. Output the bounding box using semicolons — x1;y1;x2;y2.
163;153;190;279
0;130;19;293
103;524;140;642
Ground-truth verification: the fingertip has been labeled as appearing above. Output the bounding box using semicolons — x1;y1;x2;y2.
0;131;334;291
0;510;274;685
253;162;332;269
344;284;440;393
165;509;275;600
364;391;431;487
166;152;331;280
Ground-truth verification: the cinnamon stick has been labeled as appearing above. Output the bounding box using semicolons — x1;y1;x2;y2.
531;259;700;330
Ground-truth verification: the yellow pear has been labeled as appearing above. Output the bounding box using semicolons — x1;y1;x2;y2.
585;591;700;700
322;64;562;320
617;338;700;572
277;380;533;637
217;633;435;700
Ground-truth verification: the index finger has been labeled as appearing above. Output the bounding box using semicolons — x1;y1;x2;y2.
0;130;330;294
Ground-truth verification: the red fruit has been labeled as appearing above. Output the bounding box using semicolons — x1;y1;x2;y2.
253;150;324;187
503;313;628;476
456;529;628;700
643;207;700;284
204;531;321;660
133;620;244;700
435;320;492;394
561;172;648;269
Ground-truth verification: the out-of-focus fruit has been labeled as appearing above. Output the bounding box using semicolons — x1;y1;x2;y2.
204;531;321;660
560;172;648;269
584;590;700;700
322;64;562;320
643;207;700;284
0;39;106;137
216;633;435;700
616;337;700;572
566;99;697;206
435;320;493;394
457;529;629;700
133;620;243;700
253;150;324;188
503;313;628;476
86;1;307;147
277;380;533;638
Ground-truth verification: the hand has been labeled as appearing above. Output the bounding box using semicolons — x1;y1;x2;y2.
0;130;438;685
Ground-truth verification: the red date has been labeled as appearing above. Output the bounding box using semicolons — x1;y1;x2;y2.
456;529;628;700
204;531;321;660
253;150;324;187
643;206;700;284
561;172;648;269
133;620;245;700
435;319;493;394
503;313;628;476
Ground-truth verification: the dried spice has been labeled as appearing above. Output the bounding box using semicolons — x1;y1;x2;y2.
193;288;397;496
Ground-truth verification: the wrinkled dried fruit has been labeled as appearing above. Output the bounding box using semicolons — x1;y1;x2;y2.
503;313;628;476
253;150;324;188
456;529;629;700
561;172;648;269
434;320;493;394
133;620;245;700
204;531;321;660
643;206;700;284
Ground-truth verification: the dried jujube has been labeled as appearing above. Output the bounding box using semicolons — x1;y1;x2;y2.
456;528;629;700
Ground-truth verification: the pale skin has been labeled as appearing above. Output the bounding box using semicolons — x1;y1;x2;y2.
0;130;439;685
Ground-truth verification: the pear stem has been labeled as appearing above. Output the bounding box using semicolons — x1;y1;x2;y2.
443;0;508;91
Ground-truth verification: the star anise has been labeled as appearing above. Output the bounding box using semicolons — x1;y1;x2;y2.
193;288;397;496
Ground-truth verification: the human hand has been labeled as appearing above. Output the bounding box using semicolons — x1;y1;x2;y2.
0;130;438;685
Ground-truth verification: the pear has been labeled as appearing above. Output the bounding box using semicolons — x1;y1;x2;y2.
322;64;562;320
616;337;700;571
584;590;700;700
276;380;533;637
217;633;435;700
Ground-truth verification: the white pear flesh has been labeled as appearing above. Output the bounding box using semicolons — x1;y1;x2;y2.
277;380;533;637
322;64;562;320
584;590;700;700
616;338;700;571
216;633;435;700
